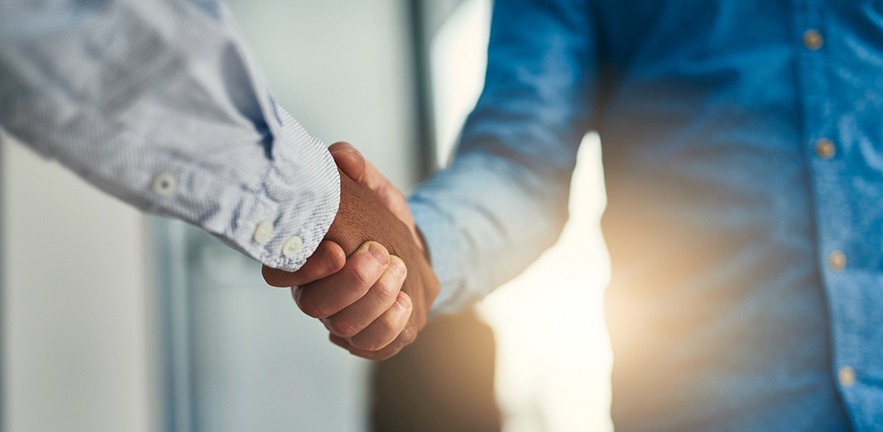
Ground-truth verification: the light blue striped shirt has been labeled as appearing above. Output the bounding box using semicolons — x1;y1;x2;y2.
0;0;339;271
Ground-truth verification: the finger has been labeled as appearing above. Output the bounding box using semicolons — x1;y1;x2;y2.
262;241;346;287
329;333;351;350
326;293;414;360
330;142;367;184
294;241;390;319
347;291;413;352
346;328;417;361
328;302;417;361
332;142;389;192
322;256;407;338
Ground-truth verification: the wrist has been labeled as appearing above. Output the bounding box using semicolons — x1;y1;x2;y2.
413;225;430;264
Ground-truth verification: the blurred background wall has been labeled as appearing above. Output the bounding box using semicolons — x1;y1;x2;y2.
2;129;158;432
0;1;613;431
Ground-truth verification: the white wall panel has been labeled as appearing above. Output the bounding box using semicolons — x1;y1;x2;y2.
1;135;158;432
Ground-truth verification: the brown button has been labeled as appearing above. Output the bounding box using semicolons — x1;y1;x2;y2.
828;250;846;271
838;366;856;388
803;30;824;50
816;138;836;159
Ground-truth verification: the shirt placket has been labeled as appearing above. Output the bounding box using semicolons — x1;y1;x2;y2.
795;0;880;429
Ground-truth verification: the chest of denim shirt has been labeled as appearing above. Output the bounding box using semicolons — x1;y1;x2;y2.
587;0;883;430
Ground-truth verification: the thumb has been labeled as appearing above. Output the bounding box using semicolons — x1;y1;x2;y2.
330;142;367;184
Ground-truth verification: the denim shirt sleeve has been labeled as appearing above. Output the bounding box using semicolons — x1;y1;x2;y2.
409;0;597;314
0;0;339;271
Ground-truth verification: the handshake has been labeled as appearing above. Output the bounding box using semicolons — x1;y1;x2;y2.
262;142;440;361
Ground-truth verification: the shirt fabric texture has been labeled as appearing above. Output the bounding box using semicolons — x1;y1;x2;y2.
0;0;340;272
410;0;883;429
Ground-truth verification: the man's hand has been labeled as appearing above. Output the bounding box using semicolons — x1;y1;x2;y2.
263;143;437;360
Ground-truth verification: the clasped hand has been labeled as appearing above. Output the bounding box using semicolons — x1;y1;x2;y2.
263;142;439;360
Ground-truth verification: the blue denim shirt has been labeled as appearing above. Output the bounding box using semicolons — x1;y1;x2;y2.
411;0;883;429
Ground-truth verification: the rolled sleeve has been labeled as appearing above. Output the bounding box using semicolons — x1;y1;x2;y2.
0;0;339;271
409;0;597;315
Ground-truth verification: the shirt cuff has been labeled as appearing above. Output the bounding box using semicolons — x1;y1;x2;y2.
146;108;340;273
233;110;340;272
408;196;466;317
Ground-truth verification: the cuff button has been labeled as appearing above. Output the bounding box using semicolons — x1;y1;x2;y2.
282;235;304;258
253;221;275;245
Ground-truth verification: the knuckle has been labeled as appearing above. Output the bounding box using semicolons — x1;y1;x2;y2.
349;337;375;352
348;260;381;288
398;326;419;346
371;278;399;304
325;316;359;338
297;296;330;319
353;317;403;352
299;302;323;319
378;313;404;335
375;344;404;361
372;350;398;361
353;339;382;352
353;330;394;352
352;331;386;352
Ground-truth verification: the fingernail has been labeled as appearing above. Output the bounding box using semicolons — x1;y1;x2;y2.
389;256;407;277
334;148;359;156
366;242;389;265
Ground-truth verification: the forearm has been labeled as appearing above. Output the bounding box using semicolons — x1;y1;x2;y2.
410;0;599;314
0;0;339;271
409;148;576;315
